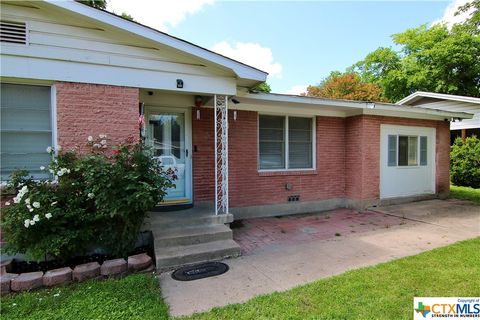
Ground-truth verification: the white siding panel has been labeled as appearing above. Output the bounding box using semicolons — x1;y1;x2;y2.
1;55;237;95
1;3;236;93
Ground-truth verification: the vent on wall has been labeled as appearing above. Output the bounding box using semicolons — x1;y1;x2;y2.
0;20;27;44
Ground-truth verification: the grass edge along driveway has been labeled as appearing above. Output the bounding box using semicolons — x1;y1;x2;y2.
3;237;480;320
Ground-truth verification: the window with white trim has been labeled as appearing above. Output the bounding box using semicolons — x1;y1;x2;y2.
388;134;427;167
1;83;52;180
259;115;314;170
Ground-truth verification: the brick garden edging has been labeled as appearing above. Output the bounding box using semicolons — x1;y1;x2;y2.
0;253;153;295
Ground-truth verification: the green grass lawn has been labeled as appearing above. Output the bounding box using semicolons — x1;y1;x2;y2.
450;185;480;204
3;238;479;320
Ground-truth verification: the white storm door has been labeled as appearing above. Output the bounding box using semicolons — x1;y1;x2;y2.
146;107;192;203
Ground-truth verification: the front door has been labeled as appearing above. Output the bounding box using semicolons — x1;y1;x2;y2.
146;107;192;204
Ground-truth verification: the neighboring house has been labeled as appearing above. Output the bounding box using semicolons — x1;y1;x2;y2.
398;92;480;143
0;1;474;268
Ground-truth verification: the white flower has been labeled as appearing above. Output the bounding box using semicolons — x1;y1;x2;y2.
29;208;34;212
45;213;52;219
12;303;17;306
46;146;52;153
24;219;30;228
93;143;101;149
40;166;45;170
99;134;107;139
26;204;32;210
100;139;107;145
25;198;30;205
5;201;10;206
87;193;94;199
87;136;93;142
57;145;62;151
53;293;60;297
51;201;57;206
33;202;40;208
33;214;40;222
29;219;35;226
49;169;55;174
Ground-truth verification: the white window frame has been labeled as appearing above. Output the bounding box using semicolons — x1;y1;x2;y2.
257;113;316;172
0;81;57;182
389;134;428;168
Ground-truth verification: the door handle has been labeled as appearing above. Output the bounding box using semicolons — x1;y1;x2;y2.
185;149;189;158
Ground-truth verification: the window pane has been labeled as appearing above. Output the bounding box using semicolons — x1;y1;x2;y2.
259;115;285;169
398;136;408;166
387;135;397;166
288;117;312;169
1;84;51;180
420;136;427;166
408;136;418;166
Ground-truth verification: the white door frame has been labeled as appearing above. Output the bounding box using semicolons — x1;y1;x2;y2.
145;106;193;203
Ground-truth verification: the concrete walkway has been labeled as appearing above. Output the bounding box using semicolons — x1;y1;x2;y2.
159;199;480;317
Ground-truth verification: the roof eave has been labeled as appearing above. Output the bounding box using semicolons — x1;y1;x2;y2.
240;92;473;120
42;0;268;82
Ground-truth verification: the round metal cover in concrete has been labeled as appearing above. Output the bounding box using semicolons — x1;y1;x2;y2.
172;262;229;281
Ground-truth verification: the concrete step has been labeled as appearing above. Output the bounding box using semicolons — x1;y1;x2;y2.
155;239;241;271
153;225;233;247
145;212;234;230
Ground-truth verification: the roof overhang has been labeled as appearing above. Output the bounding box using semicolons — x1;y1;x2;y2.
233;92;473;121
397;91;480;105
41;0;268;85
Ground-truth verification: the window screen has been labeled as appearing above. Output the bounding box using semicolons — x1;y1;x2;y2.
259;115;285;169
288;117;312;169
398;135;418;166
1;83;52;180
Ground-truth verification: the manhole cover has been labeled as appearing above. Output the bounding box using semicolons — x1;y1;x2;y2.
171;262;229;281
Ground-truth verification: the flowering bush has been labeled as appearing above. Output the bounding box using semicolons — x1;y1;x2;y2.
1;135;175;261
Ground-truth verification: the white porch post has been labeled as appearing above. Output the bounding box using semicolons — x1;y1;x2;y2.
214;95;229;215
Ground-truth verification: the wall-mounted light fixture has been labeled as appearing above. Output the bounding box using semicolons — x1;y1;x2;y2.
195;96;204;120
233;110;237;121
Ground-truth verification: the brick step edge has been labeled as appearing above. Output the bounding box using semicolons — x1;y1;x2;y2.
0;253;154;295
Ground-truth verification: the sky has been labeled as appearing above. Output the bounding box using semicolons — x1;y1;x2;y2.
107;0;472;94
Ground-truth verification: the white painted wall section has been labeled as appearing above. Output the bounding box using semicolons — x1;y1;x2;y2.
380;125;436;199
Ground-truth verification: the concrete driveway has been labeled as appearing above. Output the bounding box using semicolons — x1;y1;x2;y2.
159;199;480;317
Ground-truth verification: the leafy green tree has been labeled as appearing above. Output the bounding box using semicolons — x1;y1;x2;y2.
351;24;480;101
77;0;107;10
251;82;271;93
120;12;135;21
456;0;480;34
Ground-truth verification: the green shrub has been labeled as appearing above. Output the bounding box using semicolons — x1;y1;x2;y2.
1;135;175;261
450;135;480;188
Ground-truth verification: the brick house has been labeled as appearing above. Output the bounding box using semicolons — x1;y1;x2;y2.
1;1;473;268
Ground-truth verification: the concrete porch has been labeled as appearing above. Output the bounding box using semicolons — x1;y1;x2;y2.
143;205;241;271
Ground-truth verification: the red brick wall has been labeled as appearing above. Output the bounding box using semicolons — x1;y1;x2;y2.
345;115;450;200
193;111;450;206
192;110;346;207
56;82;139;152
192;108;215;202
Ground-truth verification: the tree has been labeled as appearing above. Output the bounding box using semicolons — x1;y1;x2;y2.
251;82;271;93
351;24;480;101
456;0;480;34
77;0;107;10
305;72;388;102
120;12;135;21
